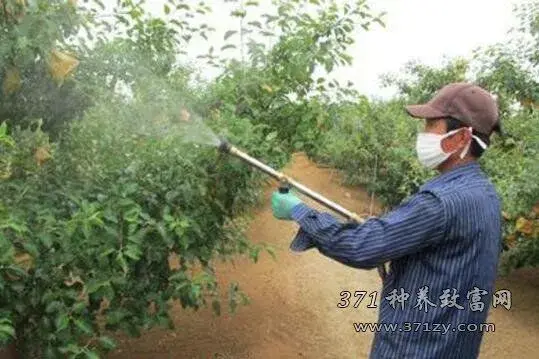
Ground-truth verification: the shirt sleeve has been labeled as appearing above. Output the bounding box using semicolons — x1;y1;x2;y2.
289;190;447;269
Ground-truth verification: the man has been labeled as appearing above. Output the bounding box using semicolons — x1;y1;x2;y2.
271;83;503;358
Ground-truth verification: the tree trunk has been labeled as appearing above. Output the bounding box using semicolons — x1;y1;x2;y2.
0;343;19;359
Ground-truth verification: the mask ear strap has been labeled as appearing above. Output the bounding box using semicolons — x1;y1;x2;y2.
472;134;488;149
459;127;488;159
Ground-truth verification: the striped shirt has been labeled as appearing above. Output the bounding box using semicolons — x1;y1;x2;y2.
289;161;503;359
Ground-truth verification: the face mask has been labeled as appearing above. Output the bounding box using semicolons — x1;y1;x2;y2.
415;127;487;169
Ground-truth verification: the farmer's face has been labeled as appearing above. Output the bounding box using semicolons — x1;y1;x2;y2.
424;118;446;134
423;118;471;155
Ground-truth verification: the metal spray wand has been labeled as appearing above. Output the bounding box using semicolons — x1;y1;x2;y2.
218;139;365;224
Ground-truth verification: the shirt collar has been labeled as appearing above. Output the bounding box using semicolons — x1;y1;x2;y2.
420;161;481;191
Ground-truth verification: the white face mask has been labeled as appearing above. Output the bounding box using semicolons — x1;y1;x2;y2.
415;127;488;169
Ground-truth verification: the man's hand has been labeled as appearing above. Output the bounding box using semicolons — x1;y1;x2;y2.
271;191;303;220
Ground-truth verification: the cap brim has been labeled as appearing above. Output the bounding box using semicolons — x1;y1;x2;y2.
405;104;446;119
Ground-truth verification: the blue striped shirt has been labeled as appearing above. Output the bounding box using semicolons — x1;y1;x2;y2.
289;161;503;358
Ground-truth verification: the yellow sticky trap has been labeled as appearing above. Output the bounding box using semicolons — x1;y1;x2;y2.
180;108;191;122
210;108;220;121
2;66;22;95
261;84;273;93
504;234;517;248
34;145;51;166
14;253;33;272
0;161;12;179
516;217;533;236
48;49;80;84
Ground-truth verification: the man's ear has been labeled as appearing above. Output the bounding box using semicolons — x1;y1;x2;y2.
459;128;472;144
441;128;470;152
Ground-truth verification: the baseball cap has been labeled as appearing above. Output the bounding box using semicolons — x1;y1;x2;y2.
405;82;502;136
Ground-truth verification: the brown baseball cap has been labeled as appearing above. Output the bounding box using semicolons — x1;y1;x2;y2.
405;82;501;136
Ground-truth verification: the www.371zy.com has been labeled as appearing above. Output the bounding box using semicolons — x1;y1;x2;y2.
353;322;495;335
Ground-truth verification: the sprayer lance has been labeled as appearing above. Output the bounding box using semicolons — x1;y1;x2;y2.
218;139;364;224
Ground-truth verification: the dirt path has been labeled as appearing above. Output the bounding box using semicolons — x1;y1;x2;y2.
108;153;539;359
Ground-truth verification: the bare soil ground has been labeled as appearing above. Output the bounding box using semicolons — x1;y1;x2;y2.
108;153;539;359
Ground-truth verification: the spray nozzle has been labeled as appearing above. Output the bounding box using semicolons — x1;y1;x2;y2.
278;176;291;194
218;137;231;153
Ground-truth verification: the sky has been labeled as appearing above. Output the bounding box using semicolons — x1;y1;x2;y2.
103;0;523;99
330;0;521;99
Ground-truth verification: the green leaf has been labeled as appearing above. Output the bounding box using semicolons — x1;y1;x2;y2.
74;319;93;335
224;30;237;40
45;300;62;314
116;15;130;26
5;265;27;279
58;343;79;355
84;350;100;359
266;246;277;260
0;221;28;234
99;336;117;350
123;206;140;222
116;252;128;273
230;10;246;18
94;0;105;10
164;4;171;15
170;19;183;29
179;219;190;229
221;44;237;51
248;21;262;28
156;222;169;241
22;242;38;257
0;324;15;338
40;234;53;249
55;313;70;332
73;301;87;314
265;131;277;141
124;245;142;261
373;17;385;28
250;247;260;263
11;282;24;293
100;248;116;258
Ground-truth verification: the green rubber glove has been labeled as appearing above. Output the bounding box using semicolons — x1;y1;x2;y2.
271;190;302;220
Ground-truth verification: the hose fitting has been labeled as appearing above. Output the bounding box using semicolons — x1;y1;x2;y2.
218;137;231;153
